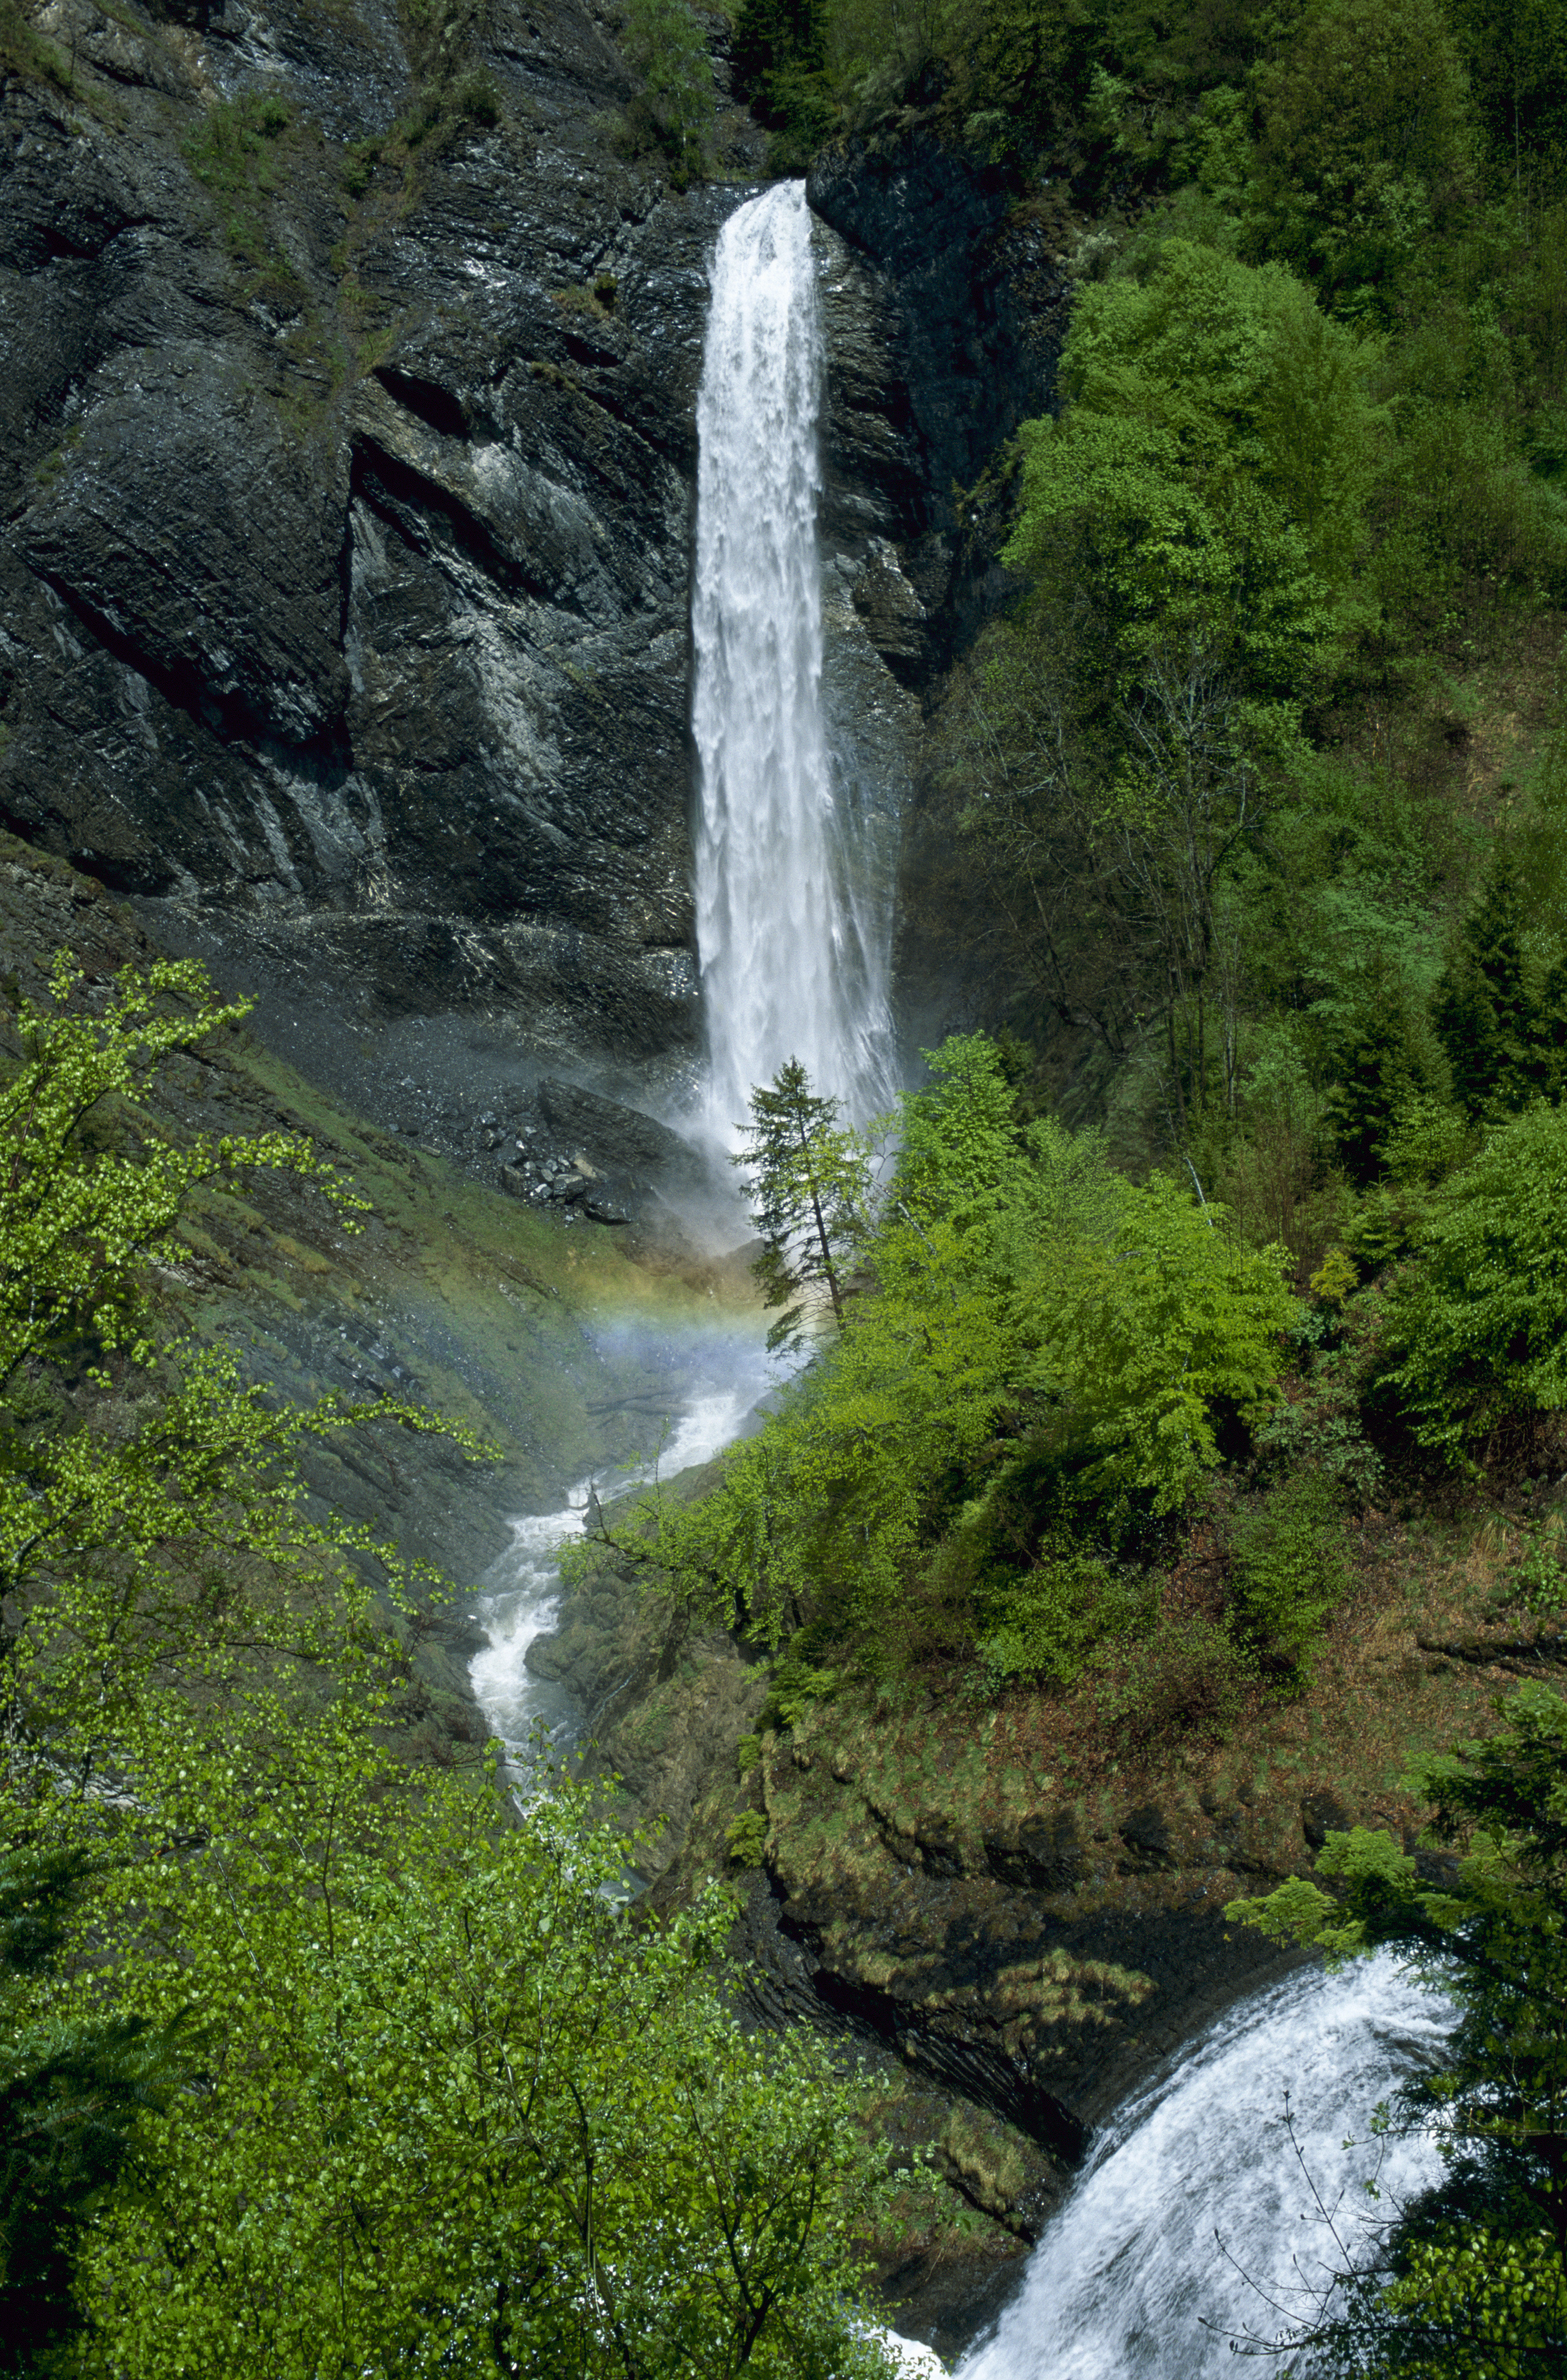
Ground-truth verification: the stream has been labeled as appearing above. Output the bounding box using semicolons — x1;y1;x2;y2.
469;1332;775;1764
476;175;1453;2380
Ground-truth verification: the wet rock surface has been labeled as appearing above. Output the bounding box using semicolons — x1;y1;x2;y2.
0;829;748;1764
1;0;1065;1087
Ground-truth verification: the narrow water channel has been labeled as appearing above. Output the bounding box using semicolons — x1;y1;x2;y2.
468;1333;775;1762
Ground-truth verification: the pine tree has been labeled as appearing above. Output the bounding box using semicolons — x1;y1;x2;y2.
732;1061;871;1357
1324;975;1428;1183
1433;853;1546;1118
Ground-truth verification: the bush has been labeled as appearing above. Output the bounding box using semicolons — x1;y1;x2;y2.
972;1550;1155;1693
1093;1613;1255;1753
1228;1468;1352;1676
725;1810;770;1865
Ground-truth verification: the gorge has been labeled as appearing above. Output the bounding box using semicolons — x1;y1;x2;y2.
5;0;1559;2369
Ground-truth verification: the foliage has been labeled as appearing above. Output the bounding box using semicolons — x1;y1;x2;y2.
732;1060;873;1355
42;1719;909;2379
619;0;716;181
1227;1465;1353;1676
1092;1608;1255;1753
1443;0;1567;197
0;958;906;2376
1226;1685;1567;2373
731;0;830;150
946;238;1385;1130
725;1808;771;1865
1325;965;1447;1184
1378;1101;1567;1461
1008;240;1383;669
0;956;465;1813
900;0;1567;1206
624;1035;1291;1666
1432;852;1567;1120
1245;0;1477;312
0;1847;189;2372
970;1543;1153;1690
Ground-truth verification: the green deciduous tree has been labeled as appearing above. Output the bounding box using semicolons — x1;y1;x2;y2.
0;955;458;1813
620;0;715;180
633;1035;1292;1660
0;957;907;2376
1247;0;1477;311
0;1846;189;2374
61;1726;908;2380
954;239;1383;1125
1226;1683;1567;2374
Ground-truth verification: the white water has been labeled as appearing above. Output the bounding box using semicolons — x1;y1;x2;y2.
692;180;896;1144
468;1340;774;1760
476;189;1455;2380
956;1953;1449;2379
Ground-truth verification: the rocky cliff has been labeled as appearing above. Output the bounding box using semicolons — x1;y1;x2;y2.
1;0;1063;1101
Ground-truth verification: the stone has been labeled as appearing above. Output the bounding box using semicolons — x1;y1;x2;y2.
0;6;1064;1083
536;1076;703;1184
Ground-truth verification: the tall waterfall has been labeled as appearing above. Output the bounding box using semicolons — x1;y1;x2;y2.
692;180;896;1144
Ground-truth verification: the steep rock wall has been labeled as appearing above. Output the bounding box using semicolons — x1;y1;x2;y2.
1;2;1063;1078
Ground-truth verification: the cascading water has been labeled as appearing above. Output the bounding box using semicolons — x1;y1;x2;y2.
955;1953;1450;2379
469;179;1451;2380
692;180;897;1143
468;1334;773;1762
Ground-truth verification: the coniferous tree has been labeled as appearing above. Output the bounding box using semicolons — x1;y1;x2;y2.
1324;972;1431;1183
732;1061;871;1356
1432;854;1546;1118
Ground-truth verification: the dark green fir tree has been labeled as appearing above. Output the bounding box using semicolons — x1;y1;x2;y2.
1432;854;1547;1119
732;1059;871;1355
1324;974;1429;1183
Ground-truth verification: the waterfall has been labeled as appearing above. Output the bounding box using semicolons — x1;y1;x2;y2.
954;1953;1449;2379
692;180;896;1145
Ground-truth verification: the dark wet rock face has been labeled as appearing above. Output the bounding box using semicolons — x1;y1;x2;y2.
810;134;1068;681
0;4;1064;1081
0;0;727;1057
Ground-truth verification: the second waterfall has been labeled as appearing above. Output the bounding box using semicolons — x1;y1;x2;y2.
693;181;897;1143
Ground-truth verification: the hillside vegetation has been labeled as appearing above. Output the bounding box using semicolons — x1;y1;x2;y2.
598;4;1567;2362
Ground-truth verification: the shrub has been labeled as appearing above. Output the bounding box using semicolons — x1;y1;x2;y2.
725;1810;770;1866
1228;1469;1353;1676
450;68;503;126
760;1658;836;1731
1093;1613;1255;1753
972;1550;1156;1693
